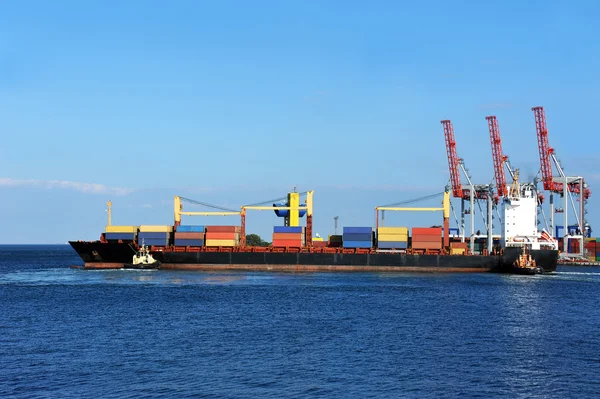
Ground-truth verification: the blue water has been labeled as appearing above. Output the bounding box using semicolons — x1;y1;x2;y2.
2;245;600;398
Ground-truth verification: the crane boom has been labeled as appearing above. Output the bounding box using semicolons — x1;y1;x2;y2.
442;120;463;198
532;106;591;199
486;115;508;200
532;106;558;192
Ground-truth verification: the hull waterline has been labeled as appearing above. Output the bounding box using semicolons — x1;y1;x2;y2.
69;241;558;274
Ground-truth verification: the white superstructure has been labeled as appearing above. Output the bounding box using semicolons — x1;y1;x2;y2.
501;178;558;251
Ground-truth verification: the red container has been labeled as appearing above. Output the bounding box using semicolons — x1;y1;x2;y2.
411;241;442;249
412;235;442;243
205;226;239;233
569;240;581;253
412;227;442;236
272;239;303;247
585;242;596;251
272;233;304;240
174;232;205;239
205;232;238;240
313;241;327;248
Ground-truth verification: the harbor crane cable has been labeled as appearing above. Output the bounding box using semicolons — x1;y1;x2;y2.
178;196;239;213
243;191;309;207
378;192;446;208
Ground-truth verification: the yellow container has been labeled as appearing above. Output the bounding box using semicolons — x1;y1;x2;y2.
451;248;466;255
377;227;409;235
139;225;173;233
313;237;324;241
205;239;238;246
105;225;138;233
377;233;408;241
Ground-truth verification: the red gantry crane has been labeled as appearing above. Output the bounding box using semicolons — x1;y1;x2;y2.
486;115;540;200
442;120;493;253
532;106;591;255
486;115;512;202
487;114;553;235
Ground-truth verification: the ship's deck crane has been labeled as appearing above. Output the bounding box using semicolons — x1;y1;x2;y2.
241;190;314;247
442;120;493;253
174;196;242;226
532;106;591;256
175;192;314;247
106;201;112;226
375;191;451;250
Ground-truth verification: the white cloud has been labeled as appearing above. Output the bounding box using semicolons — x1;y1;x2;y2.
0;177;135;196
141;203;153;208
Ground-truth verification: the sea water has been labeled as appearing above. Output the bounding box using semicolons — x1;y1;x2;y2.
1;245;599;398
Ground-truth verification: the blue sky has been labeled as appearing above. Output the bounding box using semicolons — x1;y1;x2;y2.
1;0;599;243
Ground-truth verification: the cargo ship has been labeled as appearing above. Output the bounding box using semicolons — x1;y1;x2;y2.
69;189;559;274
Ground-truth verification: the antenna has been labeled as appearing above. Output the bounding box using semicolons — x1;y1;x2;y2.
334;216;338;235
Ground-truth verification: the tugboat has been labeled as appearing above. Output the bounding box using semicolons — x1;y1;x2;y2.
123;245;161;270
513;246;543;275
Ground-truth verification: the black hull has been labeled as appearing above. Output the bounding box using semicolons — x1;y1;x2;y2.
69;241;558;274
69;241;137;263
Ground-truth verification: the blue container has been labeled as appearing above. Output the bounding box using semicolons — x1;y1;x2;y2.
343;227;372;234
343;240;373;248
273;226;304;233
105;233;135;240
141;238;169;246
377;241;408;249
176;225;205;232
174;239;204;246
342;233;372;241
556;225;583;238
138;232;170;239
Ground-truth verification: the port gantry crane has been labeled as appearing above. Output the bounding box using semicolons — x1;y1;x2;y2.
486;115;518;203
486;115;544;207
486;115;557;251
532;106;592;257
442;119;493;254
